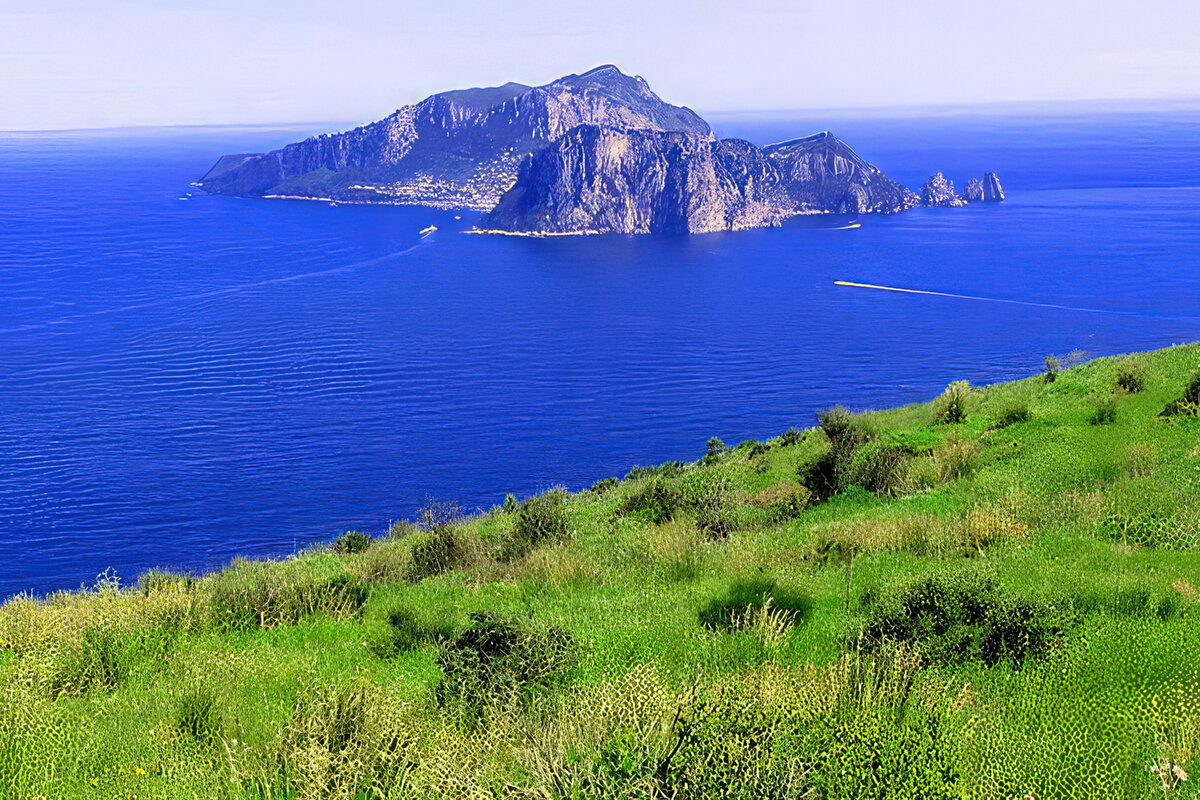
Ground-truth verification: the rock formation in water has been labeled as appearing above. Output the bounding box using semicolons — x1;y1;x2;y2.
919;172;967;207
964;172;1006;203
197;66;711;210
198;64;1002;233
484;128;919;234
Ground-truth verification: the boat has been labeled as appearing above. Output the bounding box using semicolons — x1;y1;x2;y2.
420;225;438;236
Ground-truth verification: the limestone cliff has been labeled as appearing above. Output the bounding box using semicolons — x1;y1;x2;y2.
484;128;920;235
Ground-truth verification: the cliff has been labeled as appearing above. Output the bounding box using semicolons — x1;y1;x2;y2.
197;66;712;210
964;172;1006;203
484;128;920;235
919;172;967;207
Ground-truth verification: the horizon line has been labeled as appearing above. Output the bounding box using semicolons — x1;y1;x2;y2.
3;94;1199;136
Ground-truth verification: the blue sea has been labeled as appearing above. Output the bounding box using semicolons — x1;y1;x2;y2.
3;106;1199;598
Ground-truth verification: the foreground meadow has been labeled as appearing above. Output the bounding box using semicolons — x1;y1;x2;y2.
4;344;1200;799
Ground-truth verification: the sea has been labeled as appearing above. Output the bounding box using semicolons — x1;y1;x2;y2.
3;104;1199;598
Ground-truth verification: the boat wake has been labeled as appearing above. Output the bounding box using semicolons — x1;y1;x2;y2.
1;244;428;335
834;280;1200;320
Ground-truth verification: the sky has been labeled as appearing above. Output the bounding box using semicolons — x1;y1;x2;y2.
3;0;1199;130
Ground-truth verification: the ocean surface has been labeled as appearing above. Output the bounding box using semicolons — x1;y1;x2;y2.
3;106;1199;598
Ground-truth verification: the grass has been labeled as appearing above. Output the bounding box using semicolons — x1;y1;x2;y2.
3;343;1200;798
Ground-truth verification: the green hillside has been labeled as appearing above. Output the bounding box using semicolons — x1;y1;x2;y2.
4;344;1200;799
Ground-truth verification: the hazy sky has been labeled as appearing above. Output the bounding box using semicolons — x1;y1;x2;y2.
4;0;1199;130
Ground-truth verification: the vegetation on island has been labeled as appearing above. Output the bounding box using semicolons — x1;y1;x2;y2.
3;344;1200;799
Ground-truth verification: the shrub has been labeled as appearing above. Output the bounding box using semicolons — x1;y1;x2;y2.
933;381;971;424
589;476;618;494
860;570;1070;665
749;481;812;521
847;439;913;495
508;488;570;557
703;437;728;464
1043;354;1061;383
47;626;138;696
408;529;462;580
1090;396;1118;425
739;440;769;459
618;477;680;525
175;688;221;745
932;434;981;482
625;461;684;481
436;612;577;711
797;449;840;502
778;426;803;447
137;569;190;595
993;401;1031;428
331;530;373;555
818;406;865;454
1161;366;1200;417
1114;358;1145;393
795;407;869;503
698;579;811;631
680;471;738;538
209;560;369;629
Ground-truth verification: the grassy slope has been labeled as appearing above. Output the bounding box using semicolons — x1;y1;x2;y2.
3;344;1200;799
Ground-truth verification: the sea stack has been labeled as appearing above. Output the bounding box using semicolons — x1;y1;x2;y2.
965;172;1005;202
919;172;967;207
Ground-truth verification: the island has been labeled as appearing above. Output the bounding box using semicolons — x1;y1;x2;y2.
198;65;1004;234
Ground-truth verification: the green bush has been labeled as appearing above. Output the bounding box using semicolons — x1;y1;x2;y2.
617;477;680;525
703;437;728;464
739;440;769;459
819;406;865;454
436;612;576;711
507;488;571;558
797;449;841;503
209;560;368;628
933;381;971;424
1161;366;1200;417
1090;396;1118;425
47;627;141;696
408;529;462;580
589;476;618;494
137;568;191;595
993;401;1031;427
1043;354;1061;383
625;461;684;481
861;570;1071;666
331;530;373;555
779;426;803;447
847;439;914;496
1114;358;1145;393
680;471;737;538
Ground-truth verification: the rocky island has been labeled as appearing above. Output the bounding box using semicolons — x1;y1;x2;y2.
198;65;1004;235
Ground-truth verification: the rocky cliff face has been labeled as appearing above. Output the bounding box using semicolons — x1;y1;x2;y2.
919;172;967;207
484;128;920;235
197;66;711;210
964;172;1005;203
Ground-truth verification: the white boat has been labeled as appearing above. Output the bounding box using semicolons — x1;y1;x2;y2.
420;225;438;236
